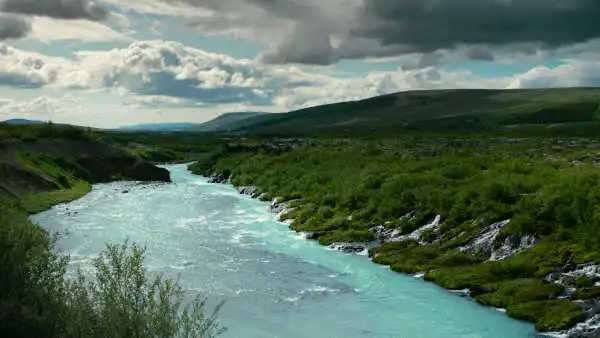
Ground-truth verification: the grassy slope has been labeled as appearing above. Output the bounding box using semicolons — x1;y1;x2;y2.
232;88;600;136
189;136;600;332
192;112;268;132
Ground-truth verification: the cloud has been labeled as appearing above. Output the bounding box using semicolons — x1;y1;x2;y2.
157;0;600;65
507;59;600;89
401;53;445;71
0;40;315;105
0;0;108;21
27;16;130;42
1;40;598;118
0;13;30;40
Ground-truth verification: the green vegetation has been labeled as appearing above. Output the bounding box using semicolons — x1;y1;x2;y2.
189;136;600;331
103;131;225;163
0;200;225;337
0;122;96;146
1;124;223;337
506;301;585;332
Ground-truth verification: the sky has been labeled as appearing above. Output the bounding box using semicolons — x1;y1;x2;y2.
0;0;599;128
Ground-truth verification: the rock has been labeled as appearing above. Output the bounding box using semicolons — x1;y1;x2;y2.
450;288;471;297
370;224;401;243
269;198;297;221
563;314;600;338
207;172;229;184
329;243;368;255
122;190;129;193
237;186;260;196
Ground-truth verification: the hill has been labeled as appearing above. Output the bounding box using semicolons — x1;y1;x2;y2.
191;112;268;132
0;123;170;199
232;88;600;136
1;119;45;125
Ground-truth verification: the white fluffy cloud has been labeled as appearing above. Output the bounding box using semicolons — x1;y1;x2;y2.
1;39;598;127
507;59;600;89
26;16;130;42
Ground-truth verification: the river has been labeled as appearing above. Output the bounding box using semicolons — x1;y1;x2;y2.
31;164;539;338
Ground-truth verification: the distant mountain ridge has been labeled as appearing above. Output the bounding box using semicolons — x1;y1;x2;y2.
1;119;45;125
191;112;269;132
227;88;600;136
119;112;269;132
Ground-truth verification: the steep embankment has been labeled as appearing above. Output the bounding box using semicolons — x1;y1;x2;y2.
1;138;170;199
189;138;600;337
0;124;172;336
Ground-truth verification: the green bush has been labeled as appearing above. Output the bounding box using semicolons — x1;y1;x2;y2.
64;242;225;338
0;203;224;338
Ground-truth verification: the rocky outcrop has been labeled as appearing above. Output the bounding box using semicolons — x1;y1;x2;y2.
562;313;600;338
269;198;297;221
237;186;260;196
207;172;229;184
457;219;537;262
328;242;370;255
459;220;510;256
370;224;402;243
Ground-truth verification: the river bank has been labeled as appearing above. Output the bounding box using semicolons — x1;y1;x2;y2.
197;159;600;338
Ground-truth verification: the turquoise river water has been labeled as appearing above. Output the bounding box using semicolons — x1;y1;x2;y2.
31;164;541;338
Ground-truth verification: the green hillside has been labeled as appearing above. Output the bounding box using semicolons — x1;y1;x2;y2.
192;112;268;132
233;88;600;136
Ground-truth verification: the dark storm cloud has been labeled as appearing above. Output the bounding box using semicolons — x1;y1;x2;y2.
258;25;334;65
0;0;108;21
0;13;30;40
178;0;600;65
401;52;444;70
465;47;495;61
356;0;600;52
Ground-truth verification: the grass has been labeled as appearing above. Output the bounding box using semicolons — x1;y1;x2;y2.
230;88;600;137
18;180;91;214
506;300;585;331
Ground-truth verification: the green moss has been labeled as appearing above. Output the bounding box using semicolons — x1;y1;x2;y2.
506;300;585;332
317;229;375;245
573;276;595;288
572;286;600;300
475;279;562;308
